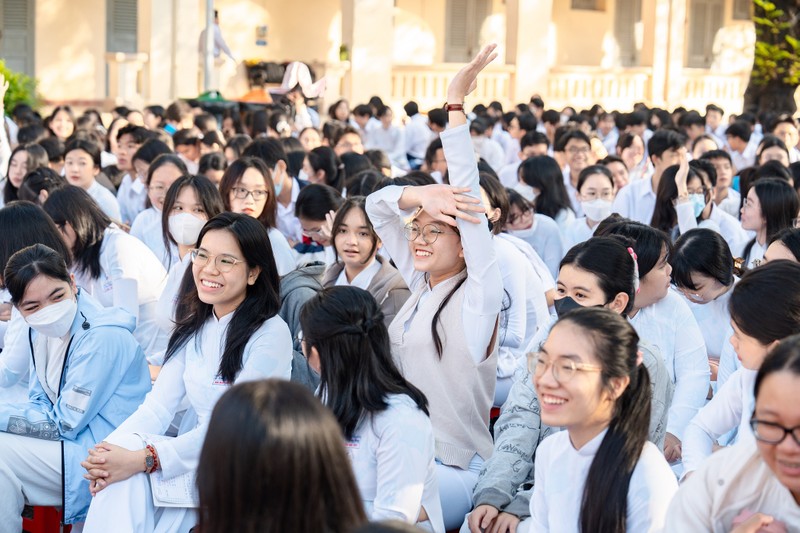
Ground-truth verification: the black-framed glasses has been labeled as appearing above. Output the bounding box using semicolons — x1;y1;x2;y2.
750;418;800;446
527;352;603;383
190;249;244;273
231;187;268;201
402;223;458;245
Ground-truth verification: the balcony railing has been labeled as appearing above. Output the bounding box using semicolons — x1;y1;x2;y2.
545;67;654;111
679;69;750;114
390;63;516;110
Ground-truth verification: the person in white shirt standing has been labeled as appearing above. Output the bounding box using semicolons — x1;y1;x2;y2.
64;139;122;221
404;101;434;170
301;286;444;532
528;307;677;532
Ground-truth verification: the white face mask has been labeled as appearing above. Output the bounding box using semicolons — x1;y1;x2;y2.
581;198;613;222
169;212;207;246
514;182;536;202
298;169;310;182
25;297;78;338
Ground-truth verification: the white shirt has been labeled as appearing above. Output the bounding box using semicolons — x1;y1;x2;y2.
676;201;752;259
198;23;235;60
107;311;292;480
0;302;31;396
87;180;122;221
563;216;597;251
554;207;576;239
679;282;737;364
666;439;800;532
367;124;409;170
508;214;564;280
151;253;193;365
366;124;502;366
494;236;550;378
276;177;303;243
334;257;380;289
530;429;677;532
472;136;505;172
73;226;168;360
404;114;433;161
629;290;710;439
562;168;583;217
347;394;445;532
116;173;148;226
729;138;757;172
716;188;741;219
130;207;179;269
611;174;657;224
268;227;297;276
682;368;757;474
497;233;557;293
498;161;521;189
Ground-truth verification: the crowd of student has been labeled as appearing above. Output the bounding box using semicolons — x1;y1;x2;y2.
0;44;799;532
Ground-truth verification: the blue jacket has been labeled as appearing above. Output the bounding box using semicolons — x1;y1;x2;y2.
0;291;151;523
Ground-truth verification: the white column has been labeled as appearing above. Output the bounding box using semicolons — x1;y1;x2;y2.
506;0;553;106
341;0;394;105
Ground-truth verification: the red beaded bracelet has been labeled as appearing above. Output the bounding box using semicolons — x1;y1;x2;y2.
145;444;160;474
444;102;465;113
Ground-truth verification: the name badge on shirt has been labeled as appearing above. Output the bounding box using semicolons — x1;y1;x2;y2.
102;280;113;292
211;375;229;386
345;436;361;449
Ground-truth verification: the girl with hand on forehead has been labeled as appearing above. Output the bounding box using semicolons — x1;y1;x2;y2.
366;44;504;531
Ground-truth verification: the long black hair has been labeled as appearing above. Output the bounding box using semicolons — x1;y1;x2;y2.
300;286;428;440
768;227;800;261
518;155;574;219
742;178;799;266
166;213;281;384
595;219;672;278
197;379;367;533
18;167;68;204
42;186;111;279
671;229;735;291
729;260;800;345
556;307;651;533
0;202;72;288
560;237;637;316
650;164;707;233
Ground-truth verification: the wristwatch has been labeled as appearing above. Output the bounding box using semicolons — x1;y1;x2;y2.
144;448;155;473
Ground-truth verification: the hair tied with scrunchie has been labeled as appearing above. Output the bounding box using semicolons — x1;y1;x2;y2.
627;247;641;294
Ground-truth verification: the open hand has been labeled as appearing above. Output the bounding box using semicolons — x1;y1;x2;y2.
674;147;690;198
447;44;499;103
406;184;485;226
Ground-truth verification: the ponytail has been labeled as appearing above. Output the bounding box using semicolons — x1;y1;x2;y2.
556;307;649;533
580;363;651;533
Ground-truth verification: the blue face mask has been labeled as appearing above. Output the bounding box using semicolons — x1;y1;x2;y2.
689;193;706;218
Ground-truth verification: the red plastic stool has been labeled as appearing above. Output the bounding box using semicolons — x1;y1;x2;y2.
22;506;71;533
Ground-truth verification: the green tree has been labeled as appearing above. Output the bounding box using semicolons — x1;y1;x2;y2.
0;60;41;112
742;0;800;114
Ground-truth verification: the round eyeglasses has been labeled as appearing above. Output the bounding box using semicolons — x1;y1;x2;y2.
403;223;459;245
190;249;244;273
527;352;603;383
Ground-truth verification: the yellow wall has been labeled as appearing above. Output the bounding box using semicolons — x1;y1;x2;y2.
551;2;616;66
35;0;106;102
208;0;341;65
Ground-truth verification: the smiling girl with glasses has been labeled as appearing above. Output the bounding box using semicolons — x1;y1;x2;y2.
529;307;677;532
668;333;800;531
